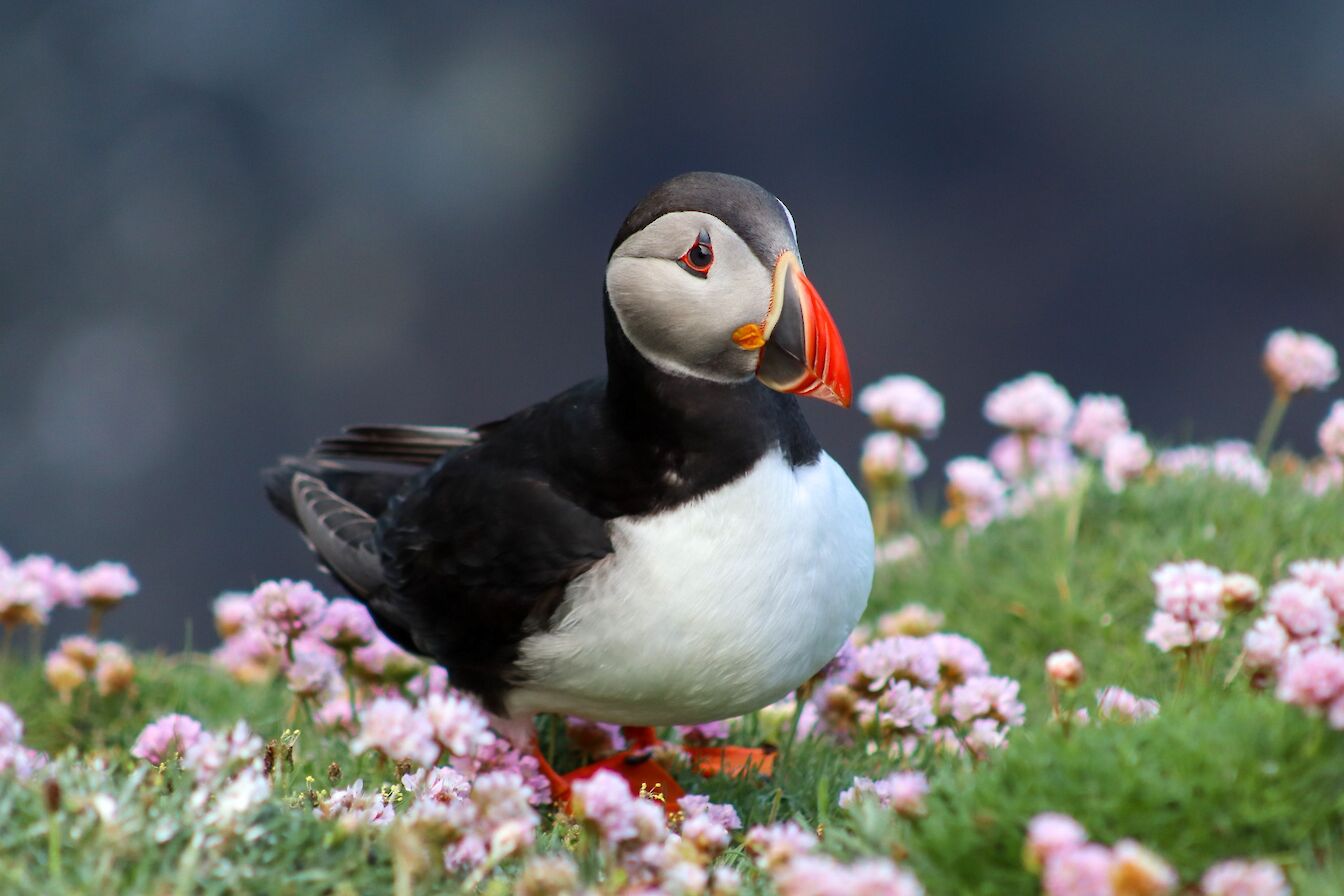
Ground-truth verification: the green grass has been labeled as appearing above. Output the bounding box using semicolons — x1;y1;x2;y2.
2;472;1343;894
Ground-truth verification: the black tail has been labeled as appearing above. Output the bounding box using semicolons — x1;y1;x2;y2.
262;424;479;648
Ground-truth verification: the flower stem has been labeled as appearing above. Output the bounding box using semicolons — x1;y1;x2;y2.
1254;390;1291;460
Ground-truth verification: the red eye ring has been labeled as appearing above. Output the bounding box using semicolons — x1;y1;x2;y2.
677;228;713;278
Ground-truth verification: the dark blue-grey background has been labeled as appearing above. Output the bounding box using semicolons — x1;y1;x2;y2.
2;3;1341;648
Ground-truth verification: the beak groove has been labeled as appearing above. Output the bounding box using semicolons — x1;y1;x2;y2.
755;251;853;407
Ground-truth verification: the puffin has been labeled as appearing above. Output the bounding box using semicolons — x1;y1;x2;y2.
264;172;875;802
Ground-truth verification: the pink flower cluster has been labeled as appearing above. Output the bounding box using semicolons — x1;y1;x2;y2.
566;769;745;892
0;550;137;629
858;374;944;438
940;378;1154;531
1319;400;1344;459
838;769;929;817
1026;813;1286;896
1237;558;1344;726
1144;561;1234;653
744;821;924;895
43;636;135;701
1094;687;1160;723
944;457;1008;530
1263;328;1338;394
1156;441;1270;494
862;433;928;481
212;580;415;697
0;702;47;780
1070;395;1131;458
802;630;1025;756
984;373;1075;437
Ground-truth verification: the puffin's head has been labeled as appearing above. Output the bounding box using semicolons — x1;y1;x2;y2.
606;172;853;407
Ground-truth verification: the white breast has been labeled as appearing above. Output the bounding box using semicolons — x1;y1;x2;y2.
507;449;874;725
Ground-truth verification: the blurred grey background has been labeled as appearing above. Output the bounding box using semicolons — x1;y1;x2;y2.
1;3;1341;648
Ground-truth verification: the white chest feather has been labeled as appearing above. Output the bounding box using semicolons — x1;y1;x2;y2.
507;450;874;725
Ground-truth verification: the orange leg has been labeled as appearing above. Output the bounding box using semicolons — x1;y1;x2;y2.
531;740;571;804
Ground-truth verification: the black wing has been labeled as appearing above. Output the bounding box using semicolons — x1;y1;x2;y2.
376;448;613;709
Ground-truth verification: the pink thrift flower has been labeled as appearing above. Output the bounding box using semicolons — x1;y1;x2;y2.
679;794;742;831
857;374;944;437
131;714;204;764
0;744;47;779
57;635;101;670
927;633;991;685
1026;813;1088;869
1287;559;1344;615
1275;645;1344;716
1200;859;1290;896
78;561;138;609
861;433;928;481
44;650;86;700
853;636;940;690
945;457;1008;529
1070;394;1131;457
0;703;23;747
407;665;450;699
15;555;81;608
250;579;327;643
875;534;924;567
1096;687;1159;722
989;434;1075;482
285;651;338;699
984;372;1075;436
838;770;928;817
744;821;819;871
0;567;51;627
422;692;495;756
402;765;471;803
313;695;355;733
1046;650;1085;688
878;680;937;735
1266;580;1337;641
212;629;280;683
1319;400;1344;458
1145;611;1217;652
949;675;1025;728
351;632;420;682
1103;431;1151;493
1222;573;1262;613
965;718;1009;754
1210;441;1271;494
1042;843;1114;896
1263;328;1338;394
571;769;645;844
452;737;551;805
1243;617;1290;671
212;591;254;639
1303;456;1344;497
316;597;377;650
1152;561;1226;625
351;696;439;767
1110;839;1177;895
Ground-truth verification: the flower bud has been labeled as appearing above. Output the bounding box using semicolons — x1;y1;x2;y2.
1045;650;1084;689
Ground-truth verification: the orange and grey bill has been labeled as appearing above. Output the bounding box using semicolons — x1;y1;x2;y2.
755;250;853;407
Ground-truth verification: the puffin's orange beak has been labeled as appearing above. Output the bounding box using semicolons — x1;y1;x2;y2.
754;250;853;407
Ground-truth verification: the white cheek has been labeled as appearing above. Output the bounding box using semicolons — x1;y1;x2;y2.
607;258;770;383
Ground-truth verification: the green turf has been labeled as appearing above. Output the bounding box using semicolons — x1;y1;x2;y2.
1;470;1341;894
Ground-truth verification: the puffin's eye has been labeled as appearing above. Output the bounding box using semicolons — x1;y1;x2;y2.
677;228;714;278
